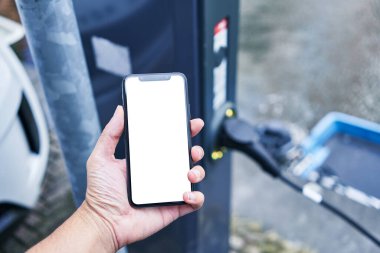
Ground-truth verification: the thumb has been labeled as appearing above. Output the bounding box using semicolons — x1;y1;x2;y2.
93;105;124;158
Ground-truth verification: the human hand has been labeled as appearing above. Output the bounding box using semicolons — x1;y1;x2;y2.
82;105;205;251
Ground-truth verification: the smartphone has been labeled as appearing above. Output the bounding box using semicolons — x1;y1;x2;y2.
122;73;192;207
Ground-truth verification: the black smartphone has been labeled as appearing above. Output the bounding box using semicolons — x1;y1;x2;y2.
122;73;192;207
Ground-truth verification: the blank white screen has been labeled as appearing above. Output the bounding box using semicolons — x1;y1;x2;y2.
125;75;191;205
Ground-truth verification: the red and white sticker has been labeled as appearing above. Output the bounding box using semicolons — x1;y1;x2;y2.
213;18;228;111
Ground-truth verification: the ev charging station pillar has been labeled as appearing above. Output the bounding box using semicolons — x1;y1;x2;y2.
71;0;239;251
194;1;239;253
119;1;239;252
15;0;101;206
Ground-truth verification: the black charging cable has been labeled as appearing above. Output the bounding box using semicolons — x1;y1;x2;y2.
220;118;281;177
220;117;380;248
279;176;380;248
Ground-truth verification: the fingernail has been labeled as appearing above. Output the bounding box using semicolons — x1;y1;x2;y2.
197;147;204;158
191;169;200;178
113;105;122;117
187;192;194;201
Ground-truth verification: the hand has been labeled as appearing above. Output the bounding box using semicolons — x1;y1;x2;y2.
83;106;205;250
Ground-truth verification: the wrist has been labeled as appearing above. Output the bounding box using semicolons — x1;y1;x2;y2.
78;201;119;252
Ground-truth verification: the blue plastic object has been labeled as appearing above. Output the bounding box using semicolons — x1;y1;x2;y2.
299;112;380;203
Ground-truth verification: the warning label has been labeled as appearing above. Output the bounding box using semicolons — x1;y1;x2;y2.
213;18;228;111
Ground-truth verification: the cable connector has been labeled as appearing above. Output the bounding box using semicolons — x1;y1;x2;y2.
220;118;282;177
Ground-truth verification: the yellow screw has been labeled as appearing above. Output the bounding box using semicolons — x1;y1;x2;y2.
211;151;219;160
225;108;235;118
211;150;224;160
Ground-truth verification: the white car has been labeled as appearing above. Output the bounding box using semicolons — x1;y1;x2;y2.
0;16;49;231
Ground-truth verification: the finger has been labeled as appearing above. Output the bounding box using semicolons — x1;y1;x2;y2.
191;146;204;163
190;118;204;137
188;165;205;183
183;191;205;210
93;106;124;157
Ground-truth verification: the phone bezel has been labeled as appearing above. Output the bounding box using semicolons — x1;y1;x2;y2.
122;73;193;208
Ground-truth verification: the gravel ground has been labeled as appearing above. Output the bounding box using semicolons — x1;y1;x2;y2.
230;218;315;253
232;0;380;253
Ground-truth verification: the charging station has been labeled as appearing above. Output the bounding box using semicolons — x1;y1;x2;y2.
72;0;239;252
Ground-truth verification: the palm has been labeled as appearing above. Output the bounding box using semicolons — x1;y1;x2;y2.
88;158;195;245
85;106;205;247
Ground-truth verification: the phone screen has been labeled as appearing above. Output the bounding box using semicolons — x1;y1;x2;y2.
123;74;191;206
